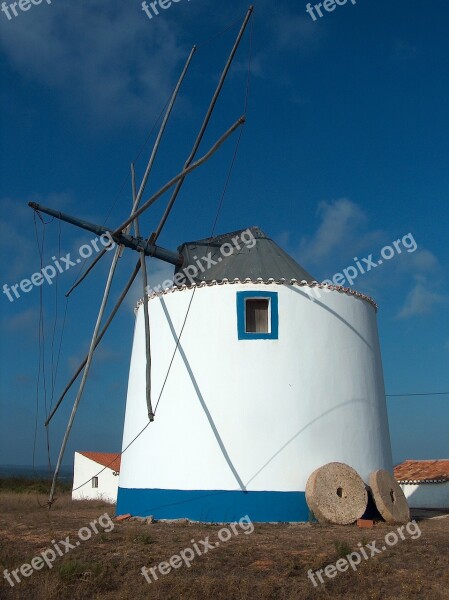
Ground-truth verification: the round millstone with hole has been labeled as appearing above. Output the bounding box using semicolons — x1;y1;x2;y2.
369;469;410;524
305;462;368;525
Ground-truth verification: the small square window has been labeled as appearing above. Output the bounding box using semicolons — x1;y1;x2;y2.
245;298;270;333
237;291;278;340
92;476;98;489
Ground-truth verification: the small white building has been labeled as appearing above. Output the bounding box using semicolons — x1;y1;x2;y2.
72;451;121;504
395;459;449;510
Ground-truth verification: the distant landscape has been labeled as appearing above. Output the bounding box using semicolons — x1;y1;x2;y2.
0;465;73;482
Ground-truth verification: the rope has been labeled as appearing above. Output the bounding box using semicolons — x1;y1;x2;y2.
49;219;61;414
32;213;51;506
50;298;69;413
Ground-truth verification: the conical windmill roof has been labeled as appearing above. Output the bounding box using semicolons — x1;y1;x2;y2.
176;226;315;284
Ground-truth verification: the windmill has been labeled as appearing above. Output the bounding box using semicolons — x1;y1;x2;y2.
30;4;393;523
30;6;255;508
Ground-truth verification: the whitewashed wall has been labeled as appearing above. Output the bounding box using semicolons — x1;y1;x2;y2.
400;482;449;509
72;453;118;503
119;282;392;497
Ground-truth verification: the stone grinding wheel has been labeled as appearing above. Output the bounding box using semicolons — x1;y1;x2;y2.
305;462;368;525
369;469;410;524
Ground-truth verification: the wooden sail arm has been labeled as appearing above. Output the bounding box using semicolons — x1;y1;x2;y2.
28;202;183;266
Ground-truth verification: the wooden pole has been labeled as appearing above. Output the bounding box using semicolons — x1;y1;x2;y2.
132;163;154;421
134;46;196;208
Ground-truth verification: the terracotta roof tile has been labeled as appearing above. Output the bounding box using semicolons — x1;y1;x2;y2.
394;459;449;483
79;451;121;473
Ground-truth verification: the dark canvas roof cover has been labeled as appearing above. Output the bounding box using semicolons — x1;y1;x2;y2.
176;227;315;284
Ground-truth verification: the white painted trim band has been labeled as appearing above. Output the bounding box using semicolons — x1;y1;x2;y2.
135;279;378;313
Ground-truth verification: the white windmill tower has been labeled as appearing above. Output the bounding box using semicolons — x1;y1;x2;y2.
116;227;392;522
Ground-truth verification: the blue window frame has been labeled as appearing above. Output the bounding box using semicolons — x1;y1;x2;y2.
236;291;279;340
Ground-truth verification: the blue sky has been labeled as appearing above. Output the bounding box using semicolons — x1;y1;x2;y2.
0;0;448;469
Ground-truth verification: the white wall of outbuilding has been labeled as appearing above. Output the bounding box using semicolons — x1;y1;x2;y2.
72;453;118;503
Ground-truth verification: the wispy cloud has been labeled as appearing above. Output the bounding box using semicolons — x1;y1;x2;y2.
397;277;445;319
0;0;185;125
1;307;39;333
299;198;367;264
273;12;325;53
396;248;439;273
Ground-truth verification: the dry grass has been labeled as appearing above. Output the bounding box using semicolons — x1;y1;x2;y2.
0;489;448;600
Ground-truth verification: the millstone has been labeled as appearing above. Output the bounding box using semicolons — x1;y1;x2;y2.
305;462;368;525
369;469;410;524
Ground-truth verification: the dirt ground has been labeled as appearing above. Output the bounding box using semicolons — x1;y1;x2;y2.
0;491;448;600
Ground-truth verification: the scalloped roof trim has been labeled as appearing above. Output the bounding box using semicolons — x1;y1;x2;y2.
135;279;378;313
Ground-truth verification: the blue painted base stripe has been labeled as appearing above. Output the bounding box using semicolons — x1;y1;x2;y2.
116;487;310;522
